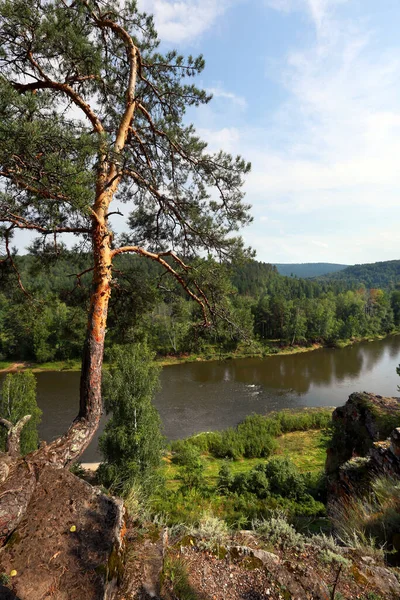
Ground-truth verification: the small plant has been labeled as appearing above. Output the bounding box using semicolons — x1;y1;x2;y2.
188;511;228;547
162;555;200;600
0;572;10;586
319;549;350;567
69;462;85;477
310;533;341;553
252;513;305;551
330;474;400;556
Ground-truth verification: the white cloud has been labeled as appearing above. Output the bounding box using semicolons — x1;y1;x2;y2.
137;0;235;44
206;86;247;110
202;1;400;262
197;127;241;153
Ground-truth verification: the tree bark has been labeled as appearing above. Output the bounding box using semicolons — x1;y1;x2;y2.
30;218;113;467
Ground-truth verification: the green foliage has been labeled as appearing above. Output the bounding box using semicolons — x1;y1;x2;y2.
177;446;206;492
0;253;398;363
219;457;306;500
0;370;41;455
258;457;307;500
317;259;400;290
98;343;163;495
318;549;350;567
188;511;229;547
271;409;332;433
236;414;279;457
275;263;348;278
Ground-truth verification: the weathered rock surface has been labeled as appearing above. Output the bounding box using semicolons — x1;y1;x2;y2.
0;465;124;600
227;545;330;599
326;391;400;474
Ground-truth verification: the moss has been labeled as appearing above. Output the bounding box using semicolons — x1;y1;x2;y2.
106;545;125;583
211;545;228;560
351;564;369;585
241;555;264;570
5;531;21;548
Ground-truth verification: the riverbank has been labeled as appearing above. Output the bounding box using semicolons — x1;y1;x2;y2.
1;330;398;373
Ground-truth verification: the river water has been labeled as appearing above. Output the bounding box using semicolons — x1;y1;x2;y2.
3;335;400;461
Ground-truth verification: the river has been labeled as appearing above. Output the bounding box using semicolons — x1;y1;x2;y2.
3;335;400;461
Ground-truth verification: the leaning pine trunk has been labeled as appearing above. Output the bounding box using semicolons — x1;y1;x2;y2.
33;218;113;466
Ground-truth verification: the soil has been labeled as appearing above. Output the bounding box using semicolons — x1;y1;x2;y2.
116;526;400;600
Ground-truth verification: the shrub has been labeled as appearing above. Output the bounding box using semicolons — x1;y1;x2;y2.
263;457;306;500
271;408;332;433
211;427;244;459
246;466;270;498
188;511;229;546
217;463;234;494
178;447;206;492
172;441;201;466
253;514;305;550
319;549;350;567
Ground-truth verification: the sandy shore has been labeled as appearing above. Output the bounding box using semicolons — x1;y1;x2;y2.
81;462;100;471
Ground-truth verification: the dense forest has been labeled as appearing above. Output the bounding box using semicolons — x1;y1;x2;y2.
274;262;348;278
1;252;400;363
315;259;400;289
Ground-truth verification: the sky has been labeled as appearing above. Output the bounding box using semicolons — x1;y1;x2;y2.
134;0;400;265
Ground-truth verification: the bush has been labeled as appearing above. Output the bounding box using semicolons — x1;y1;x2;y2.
172;441;201;466
263;457;306;500
169;409;331;462
178;447;206;492
236;414;279;458
210;427;244;459
217;463;234;494
188;511;228;546
271;408;332;433
253;514;305;550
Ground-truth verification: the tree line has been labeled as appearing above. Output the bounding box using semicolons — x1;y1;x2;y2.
1;252;399;363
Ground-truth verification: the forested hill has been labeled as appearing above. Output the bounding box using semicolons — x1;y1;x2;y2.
1;253;400;364
315;260;400;290
274;263;348;278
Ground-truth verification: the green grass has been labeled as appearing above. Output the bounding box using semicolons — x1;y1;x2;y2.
162;454;262;490
275;430;329;473
0;359;82;372
30;359;82;372
0;361;13;371
162;429;328;490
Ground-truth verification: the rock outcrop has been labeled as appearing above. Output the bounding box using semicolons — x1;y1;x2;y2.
0;466;125;600
326;391;400;475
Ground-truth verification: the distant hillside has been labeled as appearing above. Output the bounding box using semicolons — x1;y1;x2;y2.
274;263;348;278
316;259;400;290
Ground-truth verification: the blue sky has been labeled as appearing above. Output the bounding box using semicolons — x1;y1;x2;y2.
137;0;400;265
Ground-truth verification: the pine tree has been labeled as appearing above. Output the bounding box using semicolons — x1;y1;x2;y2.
0;0;252;466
